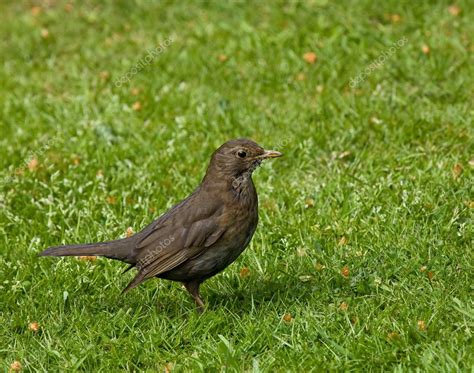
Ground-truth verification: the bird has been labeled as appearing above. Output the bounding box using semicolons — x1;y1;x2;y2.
39;138;282;311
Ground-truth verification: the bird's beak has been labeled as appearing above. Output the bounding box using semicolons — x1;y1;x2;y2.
261;150;283;159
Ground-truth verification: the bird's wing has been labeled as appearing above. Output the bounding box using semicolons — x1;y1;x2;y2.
122;193;226;292
137;217;225;275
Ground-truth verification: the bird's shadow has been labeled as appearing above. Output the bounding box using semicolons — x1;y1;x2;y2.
203;276;315;314
83;273;315;318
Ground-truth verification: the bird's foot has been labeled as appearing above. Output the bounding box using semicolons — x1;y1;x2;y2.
195;297;206;313
183;281;205;313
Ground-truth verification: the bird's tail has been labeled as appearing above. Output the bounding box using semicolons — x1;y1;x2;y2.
39;238;133;263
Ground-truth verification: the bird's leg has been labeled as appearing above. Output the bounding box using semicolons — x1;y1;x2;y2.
183;281;205;312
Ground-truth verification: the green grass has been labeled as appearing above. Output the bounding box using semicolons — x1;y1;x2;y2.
1;0;473;371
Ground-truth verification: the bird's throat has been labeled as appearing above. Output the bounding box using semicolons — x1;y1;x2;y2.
231;173;251;190
231;172;257;204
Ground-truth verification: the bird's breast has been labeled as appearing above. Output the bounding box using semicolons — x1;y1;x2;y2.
161;186;259;282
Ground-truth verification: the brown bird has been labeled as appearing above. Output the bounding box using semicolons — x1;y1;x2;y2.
40;139;282;311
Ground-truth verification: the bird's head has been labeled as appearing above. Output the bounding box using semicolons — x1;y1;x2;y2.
204;138;282;181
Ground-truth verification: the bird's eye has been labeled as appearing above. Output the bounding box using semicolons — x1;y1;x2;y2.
237;150;247;158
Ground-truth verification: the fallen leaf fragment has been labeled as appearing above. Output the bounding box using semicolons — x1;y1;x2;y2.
427;271;434;281
218;54;228;62
387;331;399;341
27;158;39;171
283;313;293;322
99;71;110;81
339;302;349;311
448;5;461;16
31;6;42;16
303;52;317;64
132;101;142;111
239;267;250;278
28;322;40;332
106;195;117;205
417;320;426;331
390;14;401;23
126;227;134;237
305;198;315;208
341;265;350;278
78;256;97;261
10;361;22;372
452;163;463;179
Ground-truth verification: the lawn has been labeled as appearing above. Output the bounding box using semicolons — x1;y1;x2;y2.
0;0;473;371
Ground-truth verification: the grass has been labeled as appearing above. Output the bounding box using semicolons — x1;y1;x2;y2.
0;0;473;371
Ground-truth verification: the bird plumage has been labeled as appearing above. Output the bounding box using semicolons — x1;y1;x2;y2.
39;138;281;311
